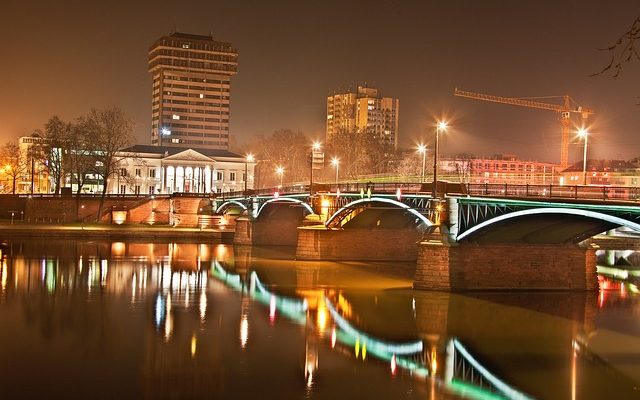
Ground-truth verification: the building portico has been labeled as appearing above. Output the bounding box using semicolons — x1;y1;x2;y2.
109;145;254;195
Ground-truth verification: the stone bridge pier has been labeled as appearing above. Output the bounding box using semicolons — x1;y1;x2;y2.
414;231;599;291
233;198;314;246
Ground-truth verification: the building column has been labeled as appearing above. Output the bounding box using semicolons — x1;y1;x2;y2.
172;166;177;193
211;168;218;191
162;166;167;193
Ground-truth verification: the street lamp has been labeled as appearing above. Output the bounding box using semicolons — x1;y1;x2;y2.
331;157;340;184
417;144;427;183
275;166;284;188
578;128;589;185
433;121;448;198
244;153;254;194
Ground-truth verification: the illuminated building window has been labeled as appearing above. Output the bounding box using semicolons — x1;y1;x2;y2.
172;114;180;120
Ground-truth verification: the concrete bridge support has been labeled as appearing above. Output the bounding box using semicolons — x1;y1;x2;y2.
414;232;598;291
296;225;422;261
234;217;304;246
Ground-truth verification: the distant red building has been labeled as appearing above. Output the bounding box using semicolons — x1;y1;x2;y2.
443;154;557;185
560;159;640;186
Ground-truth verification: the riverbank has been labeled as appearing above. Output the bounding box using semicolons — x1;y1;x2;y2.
0;222;234;241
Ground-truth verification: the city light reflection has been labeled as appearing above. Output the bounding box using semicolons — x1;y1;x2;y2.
191;334;197;358
199;291;207;322
240;315;249;348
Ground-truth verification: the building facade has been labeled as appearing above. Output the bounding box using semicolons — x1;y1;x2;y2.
149;32;238;150
441;154;558;185
18;136;52;194
326;86;399;149
560;159;640;187
107;145;255;195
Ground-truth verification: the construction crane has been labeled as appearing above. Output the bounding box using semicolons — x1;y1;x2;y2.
454;88;594;168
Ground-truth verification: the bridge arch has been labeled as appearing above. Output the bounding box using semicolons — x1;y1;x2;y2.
325;197;433;229
216;200;247;215
255;197;314;219
457;207;640;243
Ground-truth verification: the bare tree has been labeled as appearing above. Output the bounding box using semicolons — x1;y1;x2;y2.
593;16;640;78
452;153;475;184
63;121;97;220
37;116;71;194
0;142;27;194
250;129;309;187
394;151;424;181
82;107;134;221
330;128;394;179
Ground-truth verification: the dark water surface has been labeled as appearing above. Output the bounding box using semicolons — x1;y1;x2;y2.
0;239;639;399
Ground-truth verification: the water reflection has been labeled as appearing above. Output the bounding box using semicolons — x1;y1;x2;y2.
0;240;639;399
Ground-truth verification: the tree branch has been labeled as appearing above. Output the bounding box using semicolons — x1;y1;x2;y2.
592;16;640;78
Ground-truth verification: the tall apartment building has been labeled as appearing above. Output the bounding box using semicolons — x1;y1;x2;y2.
326;86;399;149
149;32;238;150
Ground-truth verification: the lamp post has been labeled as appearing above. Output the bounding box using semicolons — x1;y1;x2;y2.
417;144;427;183
432;121;448;198
276;166;284;188
578;128;589;186
244;153;254;194
331;157;340;184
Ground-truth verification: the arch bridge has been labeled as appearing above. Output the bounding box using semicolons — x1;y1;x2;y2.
216;183;640;289
215;182;640;244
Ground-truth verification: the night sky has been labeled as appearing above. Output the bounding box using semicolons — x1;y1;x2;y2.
1;0;639;163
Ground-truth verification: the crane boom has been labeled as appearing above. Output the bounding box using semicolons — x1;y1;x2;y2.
454;89;593;116
454;88;594;168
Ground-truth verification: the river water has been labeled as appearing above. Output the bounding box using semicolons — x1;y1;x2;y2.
0;239;639;399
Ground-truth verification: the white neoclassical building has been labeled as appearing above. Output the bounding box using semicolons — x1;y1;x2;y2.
108;145;255;195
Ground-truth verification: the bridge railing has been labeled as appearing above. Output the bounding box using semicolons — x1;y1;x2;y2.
215;182;640;203
322;182;424;194
466;183;640;202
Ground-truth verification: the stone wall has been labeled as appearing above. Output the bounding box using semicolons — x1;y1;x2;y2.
14;197;201;226
415;237;598;291
296;226;421;261
24;198;142;223
171;198;203;227
127;198;171;225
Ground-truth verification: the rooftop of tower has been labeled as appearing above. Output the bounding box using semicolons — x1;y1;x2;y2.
149;31;236;52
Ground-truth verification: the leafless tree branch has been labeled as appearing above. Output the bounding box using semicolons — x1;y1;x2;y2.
592;16;640;78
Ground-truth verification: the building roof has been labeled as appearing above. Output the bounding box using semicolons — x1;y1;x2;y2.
170;32;216;41
121;144;243;159
150;31;234;49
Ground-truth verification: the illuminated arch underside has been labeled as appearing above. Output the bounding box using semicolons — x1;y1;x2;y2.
325;197;433;229
217;200;247;214
457;207;640;244
255;198;314;219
